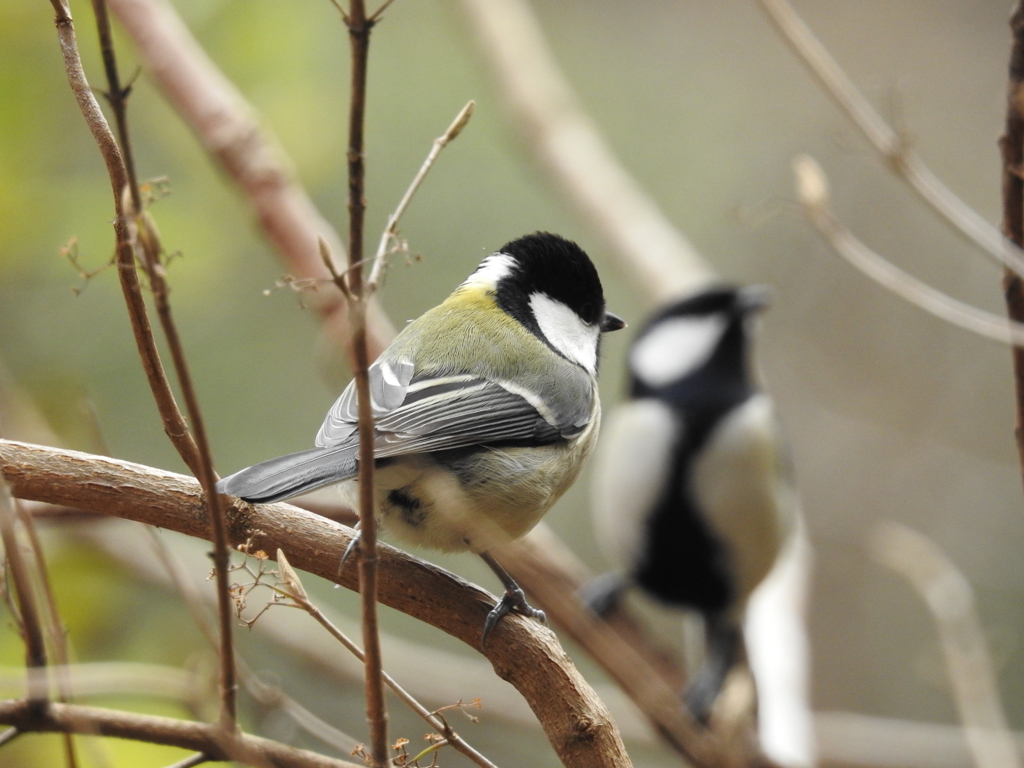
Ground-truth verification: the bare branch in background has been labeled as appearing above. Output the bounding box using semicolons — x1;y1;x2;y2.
794;156;1024;347
144;526;361;756
276;550;499;768
0;439;633;768
0;700;361;768
107;0;396;358
757;0;1024;279
366;99;476;290
48;0;201;475
458;0;715;302
58;0;238;729
870;521;1021;768
0;478;47;708
15;504;80;767
1001;1;1024;493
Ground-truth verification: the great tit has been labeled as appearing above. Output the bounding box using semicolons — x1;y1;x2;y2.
587;286;796;721
217;232;625;642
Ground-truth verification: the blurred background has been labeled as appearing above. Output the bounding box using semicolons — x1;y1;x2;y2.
0;0;1020;765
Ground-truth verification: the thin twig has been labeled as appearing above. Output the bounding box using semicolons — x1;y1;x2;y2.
458;0;715;301
339;1;387;764
47;0;202;475
0;478;47;710
756;0;1024;279
106;0;397;358
162;752;209;768
366;100;476;290
80;0;237;730
0;439;634;768
276;551;499;768
0;700;362;768
1001;1;1024;493
144;528;361;755
870;522;1021;768
794;155;1024;347
0;726;19;746
15;503;79;768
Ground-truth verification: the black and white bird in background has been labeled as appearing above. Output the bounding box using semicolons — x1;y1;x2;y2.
586;286;802;726
217;232;625;644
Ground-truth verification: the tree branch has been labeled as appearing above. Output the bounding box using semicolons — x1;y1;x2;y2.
0;479;47;709
1003;1;1024;495
458;0;715;301
48;0;202;475
0;439;633;768
54;0;238;728
106;0;397;359
794;155;1024;347
339;0;387;764
757;0;1024;279
0;699;361;768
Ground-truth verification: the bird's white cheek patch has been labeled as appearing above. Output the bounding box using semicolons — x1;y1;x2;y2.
529;293;599;374
631;315;728;388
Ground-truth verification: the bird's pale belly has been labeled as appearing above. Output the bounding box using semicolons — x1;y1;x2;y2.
339;417;599;553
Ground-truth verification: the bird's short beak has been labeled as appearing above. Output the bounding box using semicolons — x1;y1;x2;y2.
601;311;627;332
738;285;773;313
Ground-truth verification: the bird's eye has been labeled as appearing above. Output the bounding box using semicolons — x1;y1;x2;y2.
580;302;594;319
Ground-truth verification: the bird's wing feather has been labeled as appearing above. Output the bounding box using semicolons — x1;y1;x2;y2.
316;358;588;457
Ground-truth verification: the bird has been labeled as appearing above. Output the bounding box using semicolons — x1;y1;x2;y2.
586;285;796;722
217;232;625;644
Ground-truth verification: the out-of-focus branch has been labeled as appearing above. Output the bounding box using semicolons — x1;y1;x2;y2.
0;479;47;708
366;100;475;290
0;700;361;768
458;0;715;302
107;0;396;358
794;156;1024;347
1002;1;1024;493
144;526;360;756
0;439;633;768
869;522;1020;768
276;550;499;768
68;0;237;729
757;0;1024;279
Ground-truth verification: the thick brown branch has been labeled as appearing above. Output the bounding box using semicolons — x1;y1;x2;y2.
0;699;360;768
1004;1;1024;492
0;440;632;768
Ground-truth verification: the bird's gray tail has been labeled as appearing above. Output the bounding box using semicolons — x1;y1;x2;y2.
215;445;358;504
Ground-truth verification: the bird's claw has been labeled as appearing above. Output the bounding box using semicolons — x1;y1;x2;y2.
480;585;546;647
338;531;362;575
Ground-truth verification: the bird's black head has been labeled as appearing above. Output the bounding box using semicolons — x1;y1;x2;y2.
465;232;624;373
628;285;770;406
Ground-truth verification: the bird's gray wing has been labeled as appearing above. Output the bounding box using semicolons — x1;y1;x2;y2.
316;360;593;458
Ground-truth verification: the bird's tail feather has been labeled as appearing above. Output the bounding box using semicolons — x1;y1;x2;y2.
215;445;358;504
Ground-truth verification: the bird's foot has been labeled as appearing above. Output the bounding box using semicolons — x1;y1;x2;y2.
337;530;362;576
481;585;547;647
